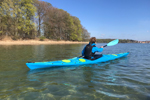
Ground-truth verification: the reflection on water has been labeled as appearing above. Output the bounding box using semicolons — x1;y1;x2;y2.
0;43;150;100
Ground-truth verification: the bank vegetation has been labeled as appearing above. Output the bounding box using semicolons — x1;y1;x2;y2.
0;0;90;41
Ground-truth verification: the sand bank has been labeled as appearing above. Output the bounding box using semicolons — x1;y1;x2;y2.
0;40;88;45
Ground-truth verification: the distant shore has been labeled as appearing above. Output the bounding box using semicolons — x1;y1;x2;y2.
0;40;88;45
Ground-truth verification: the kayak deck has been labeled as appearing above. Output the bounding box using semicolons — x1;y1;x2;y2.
26;52;129;70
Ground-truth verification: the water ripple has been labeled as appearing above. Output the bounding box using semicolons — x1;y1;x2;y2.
1;44;150;100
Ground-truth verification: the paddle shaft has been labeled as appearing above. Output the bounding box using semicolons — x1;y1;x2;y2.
103;45;107;47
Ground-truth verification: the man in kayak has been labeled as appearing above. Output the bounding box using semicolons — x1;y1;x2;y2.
82;37;103;60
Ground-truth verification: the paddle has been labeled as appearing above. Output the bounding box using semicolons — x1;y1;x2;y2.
103;39;119;47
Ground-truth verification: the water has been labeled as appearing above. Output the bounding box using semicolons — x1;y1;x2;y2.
0;43;150;100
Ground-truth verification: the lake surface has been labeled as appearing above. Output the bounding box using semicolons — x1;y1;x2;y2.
0;43;150;100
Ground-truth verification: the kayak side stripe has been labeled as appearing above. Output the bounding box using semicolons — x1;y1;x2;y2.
79;59;86;62
62;60;71;63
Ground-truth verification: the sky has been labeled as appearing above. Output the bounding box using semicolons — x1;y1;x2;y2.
42;0;150;41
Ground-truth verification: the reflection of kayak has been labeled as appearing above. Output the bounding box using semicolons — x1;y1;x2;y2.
26;52;129;70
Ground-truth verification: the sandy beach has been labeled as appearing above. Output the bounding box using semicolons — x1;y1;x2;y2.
0;40;88;45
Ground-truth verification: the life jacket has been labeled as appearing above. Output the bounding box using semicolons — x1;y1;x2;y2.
84;44;95;59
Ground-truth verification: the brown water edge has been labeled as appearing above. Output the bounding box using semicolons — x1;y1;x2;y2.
0;40;88;45
0;36;88;45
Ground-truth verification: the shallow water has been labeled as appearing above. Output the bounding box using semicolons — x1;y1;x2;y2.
0;43;150;100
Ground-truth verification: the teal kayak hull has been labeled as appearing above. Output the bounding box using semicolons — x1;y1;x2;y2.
26;52;129;70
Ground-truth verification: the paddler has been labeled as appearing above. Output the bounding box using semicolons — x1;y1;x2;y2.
82;37;103;59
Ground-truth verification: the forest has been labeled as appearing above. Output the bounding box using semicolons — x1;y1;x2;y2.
0;0;90;41
96;39;138;43
83;39;138;43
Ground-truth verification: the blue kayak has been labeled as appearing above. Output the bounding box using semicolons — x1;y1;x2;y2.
26;52;129;70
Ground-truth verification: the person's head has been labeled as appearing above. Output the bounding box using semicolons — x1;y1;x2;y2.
89;37;96;43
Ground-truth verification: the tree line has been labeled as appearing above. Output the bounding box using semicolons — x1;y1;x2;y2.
96;39;138;43
0;0;90;41
83;39;138;43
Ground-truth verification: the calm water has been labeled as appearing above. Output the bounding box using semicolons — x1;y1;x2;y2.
0;43;150;100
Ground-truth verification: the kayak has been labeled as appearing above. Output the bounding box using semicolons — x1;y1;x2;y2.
26;52;129;70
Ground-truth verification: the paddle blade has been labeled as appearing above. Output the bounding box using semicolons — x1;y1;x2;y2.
107;39;119;46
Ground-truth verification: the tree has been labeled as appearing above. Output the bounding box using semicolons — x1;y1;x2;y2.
0;0;91;41
0;0;13;36
20;0;37;38
0;0;36;39
34;0;52;36
81;26;90;41
70;16;82;41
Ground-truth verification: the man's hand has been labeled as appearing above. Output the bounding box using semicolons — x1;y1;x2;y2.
100;46;104;48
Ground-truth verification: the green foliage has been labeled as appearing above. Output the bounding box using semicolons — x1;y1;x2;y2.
12;35;20;40
69;16;82;41
0;0;90;41
81;27;90;41
0;0;36;38
42;6;90;41
57;38;60;41
96;39;138;43
39;36;45;41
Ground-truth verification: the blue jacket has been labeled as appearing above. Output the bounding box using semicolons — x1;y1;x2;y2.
82;42;103;56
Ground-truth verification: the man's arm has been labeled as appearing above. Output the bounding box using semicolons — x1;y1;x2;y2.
92;47;103;53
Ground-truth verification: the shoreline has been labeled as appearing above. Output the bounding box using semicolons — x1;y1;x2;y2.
0;40;88;45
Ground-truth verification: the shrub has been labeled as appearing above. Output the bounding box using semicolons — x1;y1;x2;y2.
39;36;46;41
